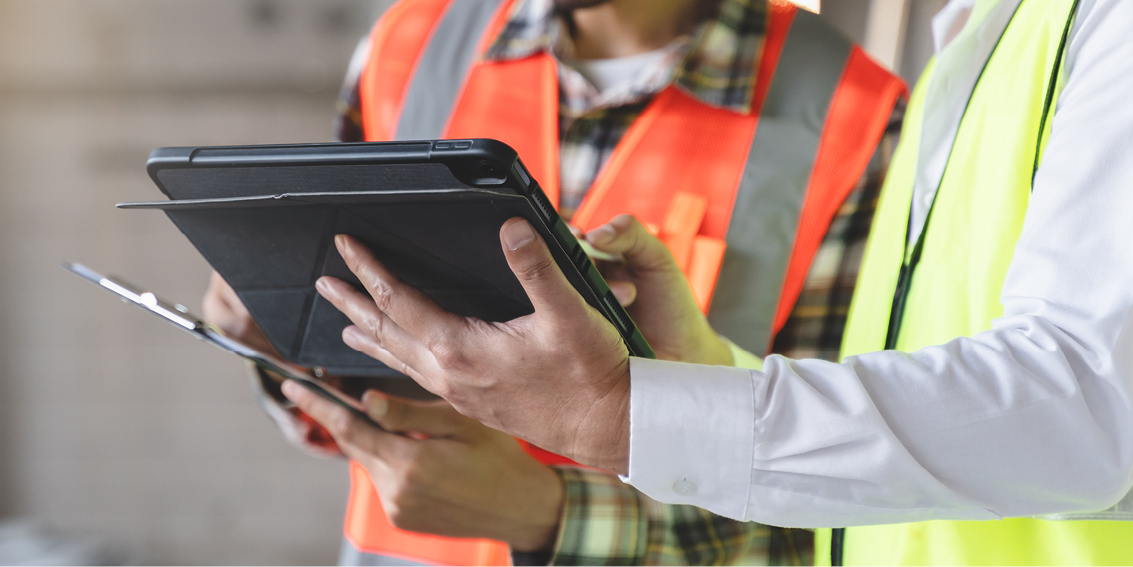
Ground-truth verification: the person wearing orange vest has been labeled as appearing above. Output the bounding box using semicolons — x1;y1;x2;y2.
285;0;1133;565
203;0;904;564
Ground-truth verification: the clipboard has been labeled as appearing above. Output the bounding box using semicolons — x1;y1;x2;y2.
60;262;391;433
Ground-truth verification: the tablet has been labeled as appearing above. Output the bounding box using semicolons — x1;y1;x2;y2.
61;262;391;432
119;139;654;376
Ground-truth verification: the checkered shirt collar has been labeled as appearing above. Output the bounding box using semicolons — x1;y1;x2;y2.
483;0;769;115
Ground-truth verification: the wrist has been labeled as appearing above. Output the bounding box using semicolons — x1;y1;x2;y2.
507;464;565;552
577;359;631;474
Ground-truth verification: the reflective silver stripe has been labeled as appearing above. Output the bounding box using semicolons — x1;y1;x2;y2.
339;538;431;566
353;8;502;563
707;10;854;355
394;4;854;354
395;0;506;141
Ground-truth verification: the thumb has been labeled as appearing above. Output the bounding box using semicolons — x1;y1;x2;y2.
499;217;586;317
585;214;680;274
363;391;472;439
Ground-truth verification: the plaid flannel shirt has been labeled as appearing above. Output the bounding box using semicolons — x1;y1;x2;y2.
336;0;904;563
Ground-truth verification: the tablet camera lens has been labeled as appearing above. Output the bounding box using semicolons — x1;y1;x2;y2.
457;159;508;186
480;161;503;177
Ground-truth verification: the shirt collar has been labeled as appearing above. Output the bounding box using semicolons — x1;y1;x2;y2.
932;0;976;54
484;0;769;114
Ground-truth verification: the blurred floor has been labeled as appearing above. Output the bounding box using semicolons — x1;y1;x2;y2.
0;1;389;564
0;520;127;565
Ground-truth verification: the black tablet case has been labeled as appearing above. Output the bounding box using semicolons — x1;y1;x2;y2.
123;140;651;376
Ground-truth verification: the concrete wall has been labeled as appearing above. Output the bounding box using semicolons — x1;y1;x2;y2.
824;0;944;83
0;1;389;563
821;0;872;45
900;0;950;82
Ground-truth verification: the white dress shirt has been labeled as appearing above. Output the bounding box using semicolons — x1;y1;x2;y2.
625;0;1133;527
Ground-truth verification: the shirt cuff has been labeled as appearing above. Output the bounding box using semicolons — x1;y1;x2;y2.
624;357;756;521
723;337;764;370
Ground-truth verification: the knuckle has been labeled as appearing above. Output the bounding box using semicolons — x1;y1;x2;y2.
421;326;446;351
431;380;457;401
361;313;385;343
385;479;425;531
383;500;408;528
431;343;456;368
628;229;648;253
329;411;357;440
429;334;465;369
517;256;556;283
370;278;395;312
386;507;419;532
615;213;639;231
396;360;414;377
401;459;438;498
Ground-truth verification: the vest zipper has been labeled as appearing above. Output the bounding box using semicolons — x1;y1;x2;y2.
833;196;936;567
885;263;913;350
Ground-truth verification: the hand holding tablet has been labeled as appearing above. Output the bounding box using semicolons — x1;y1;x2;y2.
118;139;652;378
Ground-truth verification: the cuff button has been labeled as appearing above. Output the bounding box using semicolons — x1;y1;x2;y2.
673;479;698;496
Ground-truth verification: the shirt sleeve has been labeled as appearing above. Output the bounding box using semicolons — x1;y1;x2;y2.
624;0;1133;528
546;467;772;566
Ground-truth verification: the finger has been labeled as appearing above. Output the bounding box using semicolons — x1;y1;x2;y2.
592;256;632;284
316;276;434;375
334;235;465;344
202;271;242;325
499;218;586;317
202;271;277;354
607;281;637;307
363;391;475;439
213;271;242;306
281;379;408;460
585;214;678;273
341;328;449;397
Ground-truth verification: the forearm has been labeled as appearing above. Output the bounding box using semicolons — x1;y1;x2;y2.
626;36;1133;523
626;312;1133;527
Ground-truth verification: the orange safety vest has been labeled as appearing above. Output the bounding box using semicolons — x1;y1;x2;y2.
343;0;905;564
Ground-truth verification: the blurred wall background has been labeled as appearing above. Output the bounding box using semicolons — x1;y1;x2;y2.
0;1;390;563
0;0;939;564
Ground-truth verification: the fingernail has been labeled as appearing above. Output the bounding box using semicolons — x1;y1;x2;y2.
610;283;635;306
588;225;617;245
502;219;536;251
315;277;333;294
335;234;349;251
342;326;366;349
363;391;388;418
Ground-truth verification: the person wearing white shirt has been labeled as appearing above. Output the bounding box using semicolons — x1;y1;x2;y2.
284;0;1133;563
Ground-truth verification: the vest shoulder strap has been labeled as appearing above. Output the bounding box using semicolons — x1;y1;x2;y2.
709;8;905;354
398;0;508;141
773;43;908;338
360;0;506;141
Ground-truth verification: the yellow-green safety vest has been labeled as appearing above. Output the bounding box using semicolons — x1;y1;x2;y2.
815;0;1133;563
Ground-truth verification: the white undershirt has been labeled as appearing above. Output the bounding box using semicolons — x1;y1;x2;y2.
625;0;1133;527
572;48;671;94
